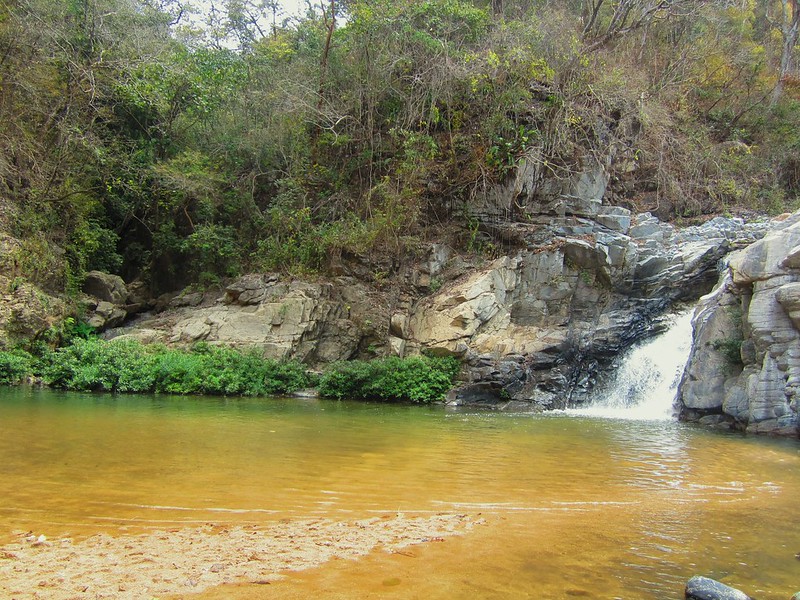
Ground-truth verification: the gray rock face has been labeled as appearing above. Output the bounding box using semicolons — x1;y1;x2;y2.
678;213;800;436
685;576;753;600
83;270;128;305
406;210;771;408
110;276;383;365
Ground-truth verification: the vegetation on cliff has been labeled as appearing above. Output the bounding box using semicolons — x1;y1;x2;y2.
2;0;800;298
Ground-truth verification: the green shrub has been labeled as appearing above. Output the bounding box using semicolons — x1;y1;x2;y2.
318;355;460;403
318;360;377;400
712;337;744;367
191;345;311;396
39;337;153;392
0;350;35;385
152;350;205;394
39;337;314;396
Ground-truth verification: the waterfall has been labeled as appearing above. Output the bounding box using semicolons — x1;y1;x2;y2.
569;310;695;421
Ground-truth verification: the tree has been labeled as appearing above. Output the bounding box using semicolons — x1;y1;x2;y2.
578;0;698;50
317;0;335;108
771;0;800;105
223;0;284;51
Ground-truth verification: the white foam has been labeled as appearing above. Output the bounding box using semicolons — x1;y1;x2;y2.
569;311;694;421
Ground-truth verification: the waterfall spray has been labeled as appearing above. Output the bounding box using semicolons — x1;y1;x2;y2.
569;310;694;421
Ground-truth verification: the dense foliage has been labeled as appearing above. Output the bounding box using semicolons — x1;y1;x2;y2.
0;349;35;385
0;340;460;402
0;339;314;395
318;355;461;403
2;0;800;293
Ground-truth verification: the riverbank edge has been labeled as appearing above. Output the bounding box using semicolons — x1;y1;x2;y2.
0;513;485;599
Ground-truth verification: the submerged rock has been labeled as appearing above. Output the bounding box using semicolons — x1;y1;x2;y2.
685;576;753;600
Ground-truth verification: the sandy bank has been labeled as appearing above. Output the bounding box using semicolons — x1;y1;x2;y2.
0;513;481;599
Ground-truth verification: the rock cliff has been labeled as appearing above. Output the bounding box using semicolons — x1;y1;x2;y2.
107;201;770;410
1;158;779;415
0;234;66;348
404;211;769;408
677;212;800;436
107;274;388;364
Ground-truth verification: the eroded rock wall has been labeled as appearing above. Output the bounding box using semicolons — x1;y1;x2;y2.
107;207;771;411
398;211;770;408
110;274;387;365
677;213;800;436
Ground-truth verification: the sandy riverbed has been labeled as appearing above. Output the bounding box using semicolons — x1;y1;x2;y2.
0;513;482;599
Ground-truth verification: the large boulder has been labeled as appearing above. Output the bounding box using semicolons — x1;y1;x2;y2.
83;270;128;305
81;271;135;331
87;301;127;330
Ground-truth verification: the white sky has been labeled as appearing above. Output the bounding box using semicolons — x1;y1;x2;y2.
181;0;321;46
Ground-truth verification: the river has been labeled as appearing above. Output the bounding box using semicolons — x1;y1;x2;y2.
1;382;799;598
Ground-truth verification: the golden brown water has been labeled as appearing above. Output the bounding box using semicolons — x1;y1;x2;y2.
1;387;799;598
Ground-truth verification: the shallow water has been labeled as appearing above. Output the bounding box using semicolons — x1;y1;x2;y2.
1;386;799;598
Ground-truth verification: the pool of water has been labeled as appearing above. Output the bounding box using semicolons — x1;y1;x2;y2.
1;386;799;598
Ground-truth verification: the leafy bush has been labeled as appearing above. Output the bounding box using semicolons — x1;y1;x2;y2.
317;360;376;400
0;350;35;385
190;344;314;396
712;337;744;367
318;355;460;403
40;337;314;396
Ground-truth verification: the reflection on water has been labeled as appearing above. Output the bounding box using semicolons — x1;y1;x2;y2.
1;387;799;599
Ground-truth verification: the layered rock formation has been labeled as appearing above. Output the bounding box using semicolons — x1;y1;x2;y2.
110;274;388;365
678;213;800;436
109;201;772;410
404;211;770;408
398;155;772;407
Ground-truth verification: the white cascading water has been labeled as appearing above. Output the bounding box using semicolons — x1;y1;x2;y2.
569;310;695;421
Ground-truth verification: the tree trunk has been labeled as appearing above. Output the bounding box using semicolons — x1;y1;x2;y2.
772;0;800;106
317;0;335;110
